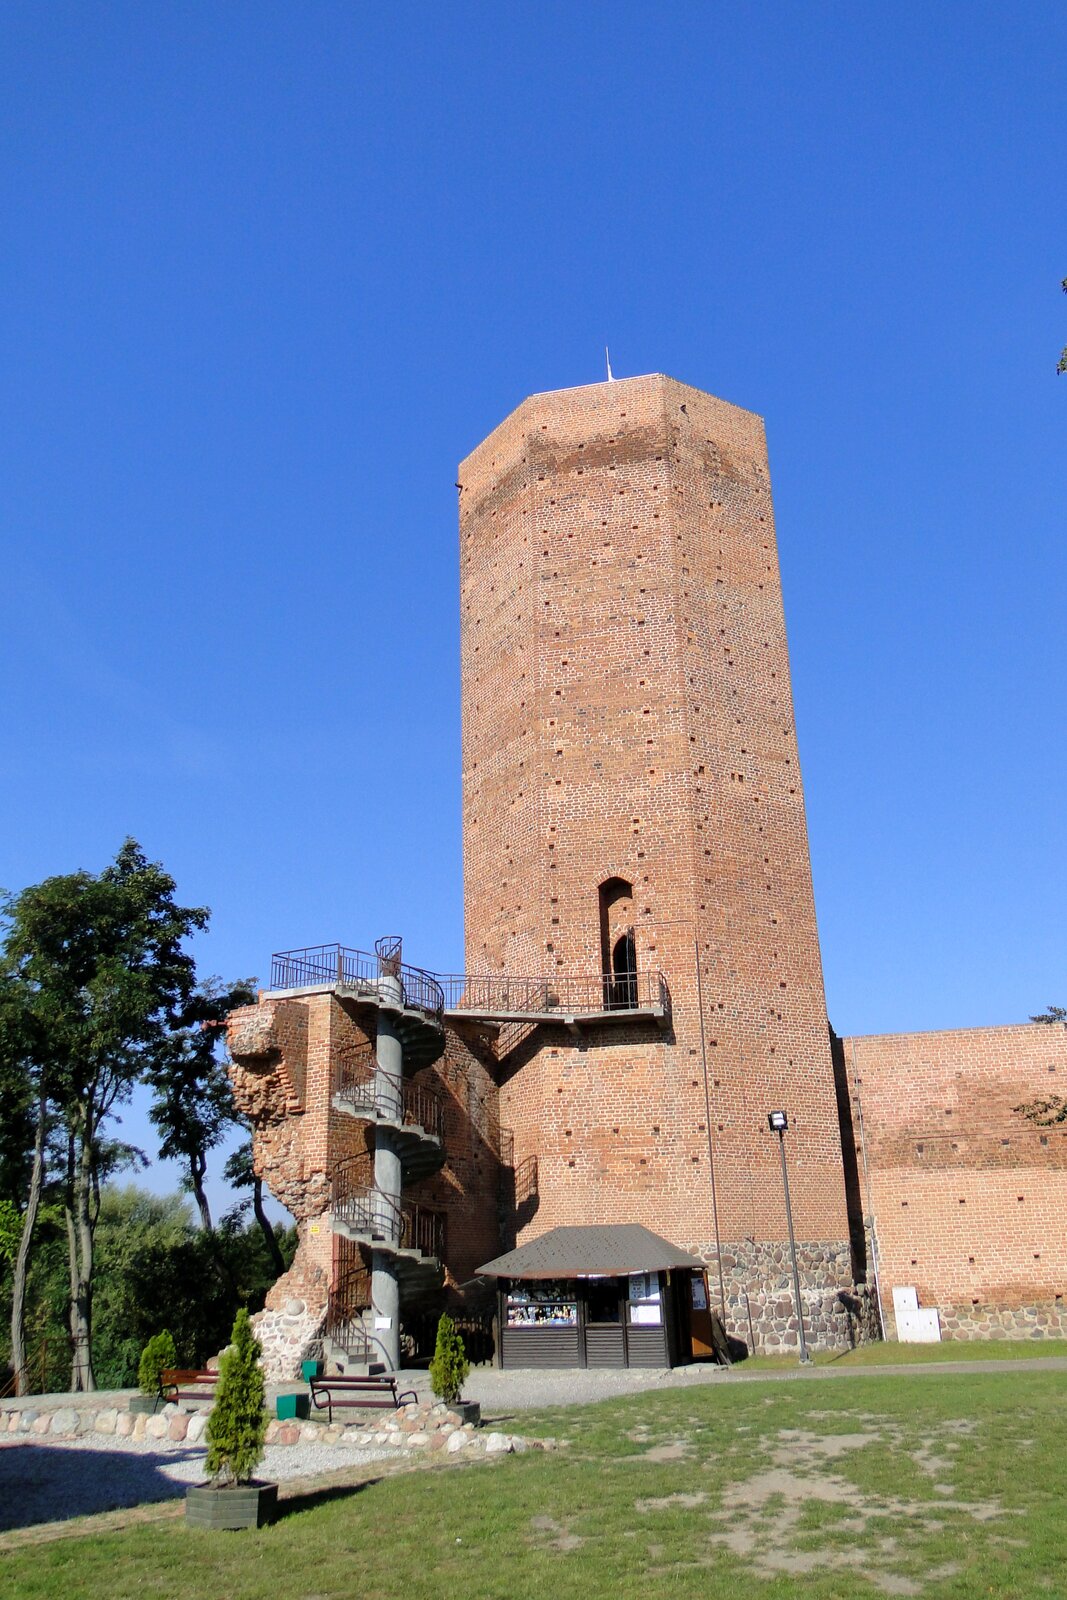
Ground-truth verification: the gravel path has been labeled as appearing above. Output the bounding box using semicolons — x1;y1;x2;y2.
0;1431;399;1534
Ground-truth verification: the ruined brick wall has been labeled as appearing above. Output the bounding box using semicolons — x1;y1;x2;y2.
228;992;339;1318
228;992;504;1327
458;375;855;1349
843;1023;1067;1338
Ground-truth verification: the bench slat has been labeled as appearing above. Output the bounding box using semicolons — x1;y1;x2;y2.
159;1368;219;1402
309;1373;416;1421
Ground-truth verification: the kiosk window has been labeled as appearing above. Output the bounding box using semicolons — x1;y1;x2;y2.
627;1272;662;1326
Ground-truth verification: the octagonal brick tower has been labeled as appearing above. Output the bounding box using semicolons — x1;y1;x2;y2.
458;374;858;1351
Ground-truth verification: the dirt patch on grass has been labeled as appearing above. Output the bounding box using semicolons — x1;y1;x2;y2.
635;1491;708;1512
641;1441;690;1461
529;1513;583;1552
635;1412;1010;1595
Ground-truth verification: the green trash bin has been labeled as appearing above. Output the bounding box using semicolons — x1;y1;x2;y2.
301;1359;323;1382
276;1392;310;1421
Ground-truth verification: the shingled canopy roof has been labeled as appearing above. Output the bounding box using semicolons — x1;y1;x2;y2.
477;1224;702;1280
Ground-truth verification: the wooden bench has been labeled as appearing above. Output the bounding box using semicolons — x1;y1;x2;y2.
159;1368;219;1405
309;1373;416;1422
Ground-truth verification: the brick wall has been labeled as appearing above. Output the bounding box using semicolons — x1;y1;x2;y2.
842;1022;1067;1338
458;375;856;1349
228;991;505;1320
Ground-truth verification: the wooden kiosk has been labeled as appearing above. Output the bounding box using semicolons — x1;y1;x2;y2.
478;1224;720;1369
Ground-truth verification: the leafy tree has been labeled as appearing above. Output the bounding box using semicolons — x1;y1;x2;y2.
428;1312;470;1404
1;839;207;1390
0;973;61;1394
1031;1005;1066;1025
205;1308;267;1486
2;1182;296;1391
224;1137;286;1275
0;1201;20;1268
147;977;256;1232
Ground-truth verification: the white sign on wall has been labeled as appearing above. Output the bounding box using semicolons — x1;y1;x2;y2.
896;1308;941;1343
891;1286;941;1342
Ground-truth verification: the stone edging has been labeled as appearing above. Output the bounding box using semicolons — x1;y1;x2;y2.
2;1397;548;1460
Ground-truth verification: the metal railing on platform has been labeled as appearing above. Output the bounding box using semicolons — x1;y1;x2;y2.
438;968;669;1018
325;1268;373;1359
271;946;668;1024
270;944;445;1020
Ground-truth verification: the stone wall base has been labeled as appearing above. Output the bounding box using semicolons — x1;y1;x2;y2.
251;1298;325;1383
893;1300;1067;1342
694;1237;872;1354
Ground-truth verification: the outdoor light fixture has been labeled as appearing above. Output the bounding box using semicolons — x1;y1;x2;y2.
767;1107;811;1365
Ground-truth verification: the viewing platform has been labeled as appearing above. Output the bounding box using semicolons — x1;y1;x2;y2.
440;969;671;1032
267;944;669;1033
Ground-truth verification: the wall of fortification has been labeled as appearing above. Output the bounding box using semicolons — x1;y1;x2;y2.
842;1022;1067;1339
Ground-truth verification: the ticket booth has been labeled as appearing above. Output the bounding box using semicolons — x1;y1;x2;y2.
478;1224;720;1369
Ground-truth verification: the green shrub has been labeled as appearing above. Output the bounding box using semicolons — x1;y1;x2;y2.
204;1308;267;1486
428;1312;470;1404
137;1329;177;1396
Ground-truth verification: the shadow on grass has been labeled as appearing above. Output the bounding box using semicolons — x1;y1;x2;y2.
0;1441;202;1531
274;1476;384;1522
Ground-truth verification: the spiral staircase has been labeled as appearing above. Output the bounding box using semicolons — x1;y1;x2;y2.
323;937;447;1373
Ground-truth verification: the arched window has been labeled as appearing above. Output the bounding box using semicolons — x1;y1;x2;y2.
598;877;635;1009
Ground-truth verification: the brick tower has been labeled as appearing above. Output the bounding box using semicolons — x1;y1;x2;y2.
458;374;860;1350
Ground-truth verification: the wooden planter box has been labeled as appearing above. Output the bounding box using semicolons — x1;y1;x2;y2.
186;1482;278;1530
128;1394;165;1416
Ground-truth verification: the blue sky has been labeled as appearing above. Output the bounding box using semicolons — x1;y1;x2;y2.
2;4;1064;1215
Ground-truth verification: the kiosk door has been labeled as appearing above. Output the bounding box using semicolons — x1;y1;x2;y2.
688;1270;715;1359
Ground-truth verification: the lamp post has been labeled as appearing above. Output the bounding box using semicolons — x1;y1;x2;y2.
767;1110;811;1365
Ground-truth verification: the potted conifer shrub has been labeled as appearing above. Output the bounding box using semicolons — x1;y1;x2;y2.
186;1309;276;1530
429;1312;479;1425
130;1329;176;1414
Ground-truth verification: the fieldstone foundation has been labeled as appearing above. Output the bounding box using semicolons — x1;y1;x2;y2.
903;1299;1067;1342
251;1297;326;1383
697;1237;870;1354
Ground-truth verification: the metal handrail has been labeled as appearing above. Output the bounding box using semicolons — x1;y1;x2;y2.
438;968;669;1017
406;1200;445;1261
335;1054;445;1140
331;1172;445;1260
270;944;445;1020
270;945;669;1022
325;1266;373;1355
332;1181;404;1243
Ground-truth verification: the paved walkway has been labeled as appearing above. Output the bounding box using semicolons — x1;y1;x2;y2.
7;1354;1067;1419
463;1354;1067;1413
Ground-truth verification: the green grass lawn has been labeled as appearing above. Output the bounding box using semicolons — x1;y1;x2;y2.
4;1369;1064;1599
737;1336;1067;1372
